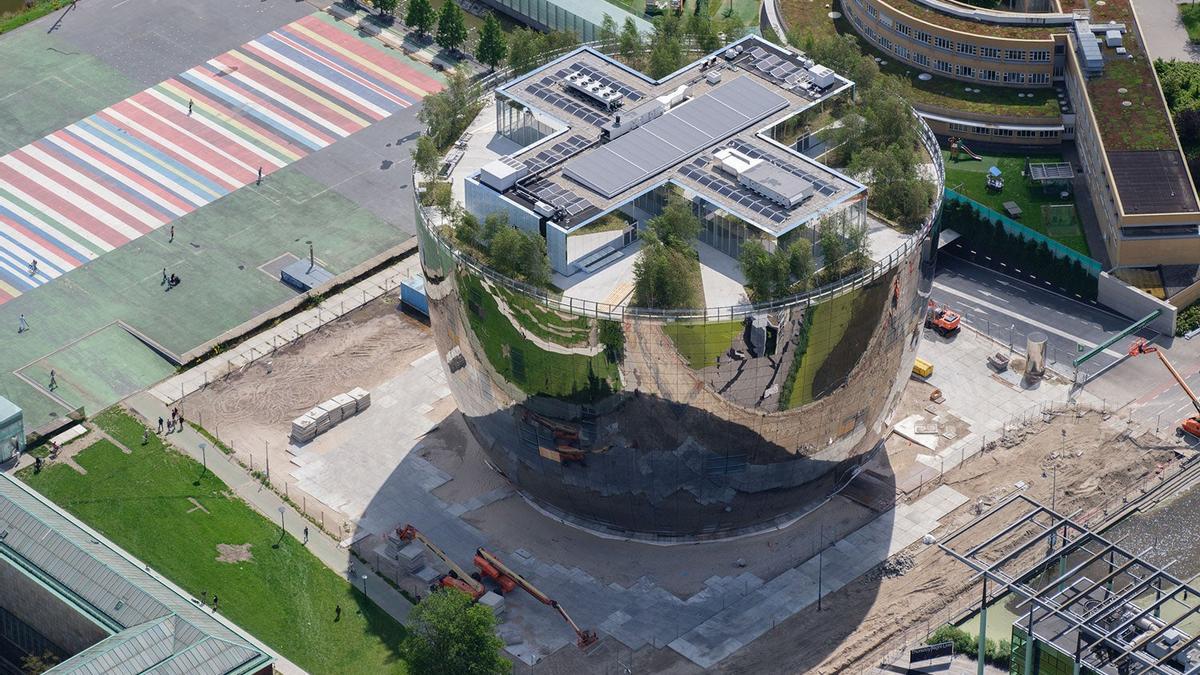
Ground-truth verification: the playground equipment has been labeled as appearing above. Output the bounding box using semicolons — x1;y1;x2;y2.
949;137;982;161
986;166;1004;191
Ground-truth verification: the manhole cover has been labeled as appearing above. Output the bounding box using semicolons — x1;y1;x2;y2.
1122;100;1132;107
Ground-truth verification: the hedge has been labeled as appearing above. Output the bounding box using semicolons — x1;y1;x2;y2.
928;624;1011;670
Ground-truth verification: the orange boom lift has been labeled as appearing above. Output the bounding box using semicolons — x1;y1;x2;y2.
1128;339;1200;438
394;524;487;600
475;548;599;650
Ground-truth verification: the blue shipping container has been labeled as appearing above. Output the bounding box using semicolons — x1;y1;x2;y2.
401;274;429;316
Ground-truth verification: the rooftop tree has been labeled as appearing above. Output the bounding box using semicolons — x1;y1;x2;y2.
599;13;619;47
418;69;483;150
618;17;643;68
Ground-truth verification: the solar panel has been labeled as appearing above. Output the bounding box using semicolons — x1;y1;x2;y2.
728;139;839;196
567;64;644;101
527;83;610;127
563;76;787;197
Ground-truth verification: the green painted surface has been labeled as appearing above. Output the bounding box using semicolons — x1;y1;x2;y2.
663;320;743;370
0;168;407;431
18;408;409;674
0;30;138;153
17;324;175;416
943;150;1090;256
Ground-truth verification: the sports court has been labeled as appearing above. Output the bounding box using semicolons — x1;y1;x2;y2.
0;13;440;303
0;6;443;433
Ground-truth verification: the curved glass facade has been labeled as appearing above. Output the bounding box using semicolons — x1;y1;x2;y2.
416;122;945;541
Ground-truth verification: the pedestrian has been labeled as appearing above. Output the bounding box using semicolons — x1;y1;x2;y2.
257;166;262;186
211;594;218;611
334;604;341;621
187;99;193;116
169;224;174;243
303;526;309;544
166;418;174;434
157;416;164;433
162;268;168;285
17;314;28;334
177;410;184;432
48;369;56;390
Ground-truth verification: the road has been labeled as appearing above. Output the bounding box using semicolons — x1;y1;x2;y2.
931;253;1154;377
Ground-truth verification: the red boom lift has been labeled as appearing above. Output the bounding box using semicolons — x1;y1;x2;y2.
394;524;487;600
1128;339;1200;438
475;548;599;650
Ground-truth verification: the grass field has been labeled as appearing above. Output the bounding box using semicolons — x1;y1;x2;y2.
663;320;743;370
783;290;857;408
495;284;592;347
1185;5;1200;43
461;273;620;400
942;150;1090;256
18;408;409;675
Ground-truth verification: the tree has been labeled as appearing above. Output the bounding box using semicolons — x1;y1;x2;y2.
646;192;701;248
685;12;720;53
404;0;434;37
633;239;696;308
618;17;643;67
490;226;550;285
787;239;813;290
739;240;789;300
21;651;61;675
375;0;398;20
543;30;579;54
436;0;468;53
599;13;619;47
418;69;483;149
412;134;441;178
402;589;510;675
508;28;542;75
818;222;845;278
849;143;934;228
476;13;506;71
647;14;684;78
456;212;480;248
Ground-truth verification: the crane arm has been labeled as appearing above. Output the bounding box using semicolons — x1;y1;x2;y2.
397;525;485;594
1128;340;1200;416
476;548;598;648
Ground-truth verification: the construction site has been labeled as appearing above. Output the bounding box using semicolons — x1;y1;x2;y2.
164;266;1200;672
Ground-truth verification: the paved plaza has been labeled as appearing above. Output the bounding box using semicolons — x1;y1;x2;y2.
0;4;440;432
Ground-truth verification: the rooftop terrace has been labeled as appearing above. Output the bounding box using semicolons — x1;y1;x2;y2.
489;37;865;238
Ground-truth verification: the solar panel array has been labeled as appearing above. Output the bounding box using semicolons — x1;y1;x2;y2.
743;44;815;93
563;76;788;197
679;157;791;225
520;134;593;174
727;139;839;197
525;178;595;219
565;64;645;101
527;81;609;126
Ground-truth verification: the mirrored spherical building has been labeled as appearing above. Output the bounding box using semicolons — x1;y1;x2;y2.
416;36;945;540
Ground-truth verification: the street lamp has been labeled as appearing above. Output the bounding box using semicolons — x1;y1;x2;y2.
361;574;368;596
199;442;207;475
306;240;314;272
277;506;285;534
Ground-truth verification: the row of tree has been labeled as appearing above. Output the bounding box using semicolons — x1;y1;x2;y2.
738;221;871;302
942;199;1097;300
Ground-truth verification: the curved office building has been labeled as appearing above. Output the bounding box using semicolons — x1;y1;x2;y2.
417;37;945;539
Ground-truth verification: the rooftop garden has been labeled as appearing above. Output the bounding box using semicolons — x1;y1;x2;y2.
1153;58;1200;187
870;0;1055;39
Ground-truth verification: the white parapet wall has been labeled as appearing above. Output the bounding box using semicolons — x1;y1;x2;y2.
1097;271;1177;335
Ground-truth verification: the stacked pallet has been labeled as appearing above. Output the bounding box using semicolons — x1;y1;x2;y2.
289;387;372;444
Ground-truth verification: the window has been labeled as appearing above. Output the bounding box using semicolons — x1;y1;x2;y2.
895;21;911;37
1054;44;1065;54
994;128;1013;137
980;46;1000;60
879;36;892;51
915;29;931;44
958;42;976;56
957;64;974;78
1030;73;1050;85
894;44;909;59
878;13;892;28
1031;50;1050;62
934;59;953;74
1005;49;1026;61
913;52;929;66
865;25;877;39
1016;129;1037;137
1039;130;1058;138
1004;72;1026;84
867;4;878;17
949;122;969;132
980;69;998;81
935;36;953;51
972;126;991;135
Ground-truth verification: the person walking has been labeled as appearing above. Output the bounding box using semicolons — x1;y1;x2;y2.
169;224;174;243
28;259;37;276
187;99;193;116
177;410;184;432
303;526;309;544
166;417;174;434
211;594;218;612
157;416;164;434
162;268;168;285
48;370;56;390
334;604;341;621
17;314;28;334
256;166;262;186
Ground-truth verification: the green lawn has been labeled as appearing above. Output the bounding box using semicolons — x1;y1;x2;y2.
494;284;592;347
1185;5;1200;43
942;150;1090;256
663;320;744;370
460;273;620;401
19;408;409;675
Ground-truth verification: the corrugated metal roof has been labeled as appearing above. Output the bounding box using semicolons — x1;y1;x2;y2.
0;472;273;675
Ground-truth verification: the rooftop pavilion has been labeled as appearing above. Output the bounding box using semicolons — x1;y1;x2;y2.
464;36;875;292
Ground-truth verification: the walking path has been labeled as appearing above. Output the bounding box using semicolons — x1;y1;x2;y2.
0;11;440;305
125;390;414;626
1131;0;1200;63
148;250;422;406
763;0;791;44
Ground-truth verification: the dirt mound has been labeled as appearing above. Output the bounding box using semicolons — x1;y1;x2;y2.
216;543;253;564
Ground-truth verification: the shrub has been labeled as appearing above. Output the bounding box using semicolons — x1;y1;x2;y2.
1177;300;1200;337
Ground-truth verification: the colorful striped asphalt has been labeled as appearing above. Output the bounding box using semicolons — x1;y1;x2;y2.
0;14;441;304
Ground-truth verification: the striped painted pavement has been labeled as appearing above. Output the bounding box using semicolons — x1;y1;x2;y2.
0;14;441;304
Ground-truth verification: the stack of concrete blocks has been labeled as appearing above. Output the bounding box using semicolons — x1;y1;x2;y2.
289;387;372;444
479;591;506;616
384;529;428;573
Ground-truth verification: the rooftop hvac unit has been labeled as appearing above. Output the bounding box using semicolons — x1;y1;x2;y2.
724;47;738;60
1105;29;1122;47
807;64;836;89
705;71;721;85
534;201;557;218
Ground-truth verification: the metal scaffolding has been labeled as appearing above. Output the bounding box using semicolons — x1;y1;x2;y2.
938;493;1200;675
